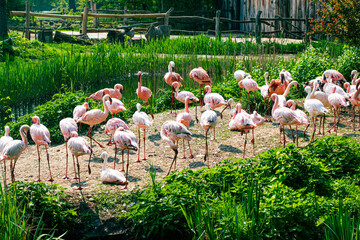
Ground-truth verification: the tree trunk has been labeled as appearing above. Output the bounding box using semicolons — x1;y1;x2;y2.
0;0;8;40
69;0;76;12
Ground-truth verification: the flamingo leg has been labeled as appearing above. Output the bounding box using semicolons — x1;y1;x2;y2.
107;135;113;145
150;96;154;119
63;141;70;179
166;149;178;176
264;97;268;121
188;141;194;158
78;123;82;135
142;129;147;160
322;114;326;136
36;145;41;182
204;128;209;164
182;139;186;159
10;158;18;183
253;91;257;105
352;106;355;130
278;126;282;143
304;121;310;139
199;84;204;108
317;115;322;135
251;129;255;157
123;151;130;189
87;126;105;148
295;126;299;147
3;161;7;187
74;156;82;190
169;88;174;114
220;105;228;119
114;144;117;170
328;107;340;134
248;91;251;112
267;98;272;122
243;131;247;159
195;103;199;123
121;150;125;172
137;128;141;162
72;155;78;179
311;117;316;143
45;146;53;182
212;127;216;140
88;149;92;175
289;125;295;143
283;126;286;147
239;85;242;99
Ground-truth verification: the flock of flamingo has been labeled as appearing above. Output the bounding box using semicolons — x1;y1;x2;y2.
0;61;359;190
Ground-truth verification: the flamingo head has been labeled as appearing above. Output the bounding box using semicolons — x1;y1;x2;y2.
83;102;89;111
171;81;179;91
344;82;350;92
295;81;300;91
169;61;175;72
32;116;40;124
136;103;141;112
204;85;211;93
115;84;123;94
351;70;358;80
4;126;10;136
100;152;108;162
304;86;311;94
137;71;142;81
70;131;78;138
280;71;285;84
264;72;269;81
103;94;112;104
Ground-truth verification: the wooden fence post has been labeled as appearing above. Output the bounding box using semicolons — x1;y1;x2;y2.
164;7;174;26
25;1;30;39
93;3;98;28
255;10;262;44
82;7;89;35
215;10;221;38
123;6;127;26
304;12;309;42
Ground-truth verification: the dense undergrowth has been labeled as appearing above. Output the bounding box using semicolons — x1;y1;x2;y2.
93;136;360;239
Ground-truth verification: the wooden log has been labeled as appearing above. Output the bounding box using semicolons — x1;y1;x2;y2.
25;1;30;39
82;7;89;35
255;10;262;44
10;11;82;19
87;12;166;19
145;24;171;41
215;10;221;38
53;31;92;45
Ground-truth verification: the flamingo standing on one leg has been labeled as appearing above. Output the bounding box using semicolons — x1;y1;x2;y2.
176;96;194;159
113;127;138;189
164;61;183;115
133;103;152;162
259;72;271;121
86;84;123;101
172;81;199;122
189;67;213;108
73;102;89;134
100;151;126;185
30;116;53;182
59;118;78;179
105;117;129;146
238;75;260;112
0;126;13;187
76;94;112;148
160;120;192;176
327;87;349;135
0;125;30;185
203;85;230;119
68;131;92;190
201;104;218;167
136;71;154;119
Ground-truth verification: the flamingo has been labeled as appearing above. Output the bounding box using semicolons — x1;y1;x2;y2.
0;126;13;187
132;103;152;162
0;125;30;185
303;77;323;89
228;98;236;117
271;94;301;147
189;67;212;107
105;117;129;146
176;96;194;159
172;81;199;122
303;84;329;142
30;116;53;182
113;127;138;189
136;71;154;119
349;82;360;130
275;80;300;108
73;102;89;134
286;100;310;146
238;75;260;112
203;85;230;119
234;70;249;98
322;69;346;86
105;96;126;118
259;72;271;121
164;61;183;115
68;131;92;190
160;120;192;176
87;84;123;101
59;117;78;179
327;86;350;135
268;69;293;96
76;94;112;148
201;104;218;166
100;151;126;185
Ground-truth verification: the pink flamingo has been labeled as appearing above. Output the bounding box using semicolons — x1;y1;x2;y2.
176;96;194;159
73;102;89;134
105;117;129;146
105;95;126;118
113;127;138;189
77;94;112;148
0;126;13;187
274;80;300;109
271;94;301;147
303;77;323;89
87;84;123;101
172;81;199;122
136;71;154;119
189;67;212;107
164;61;183;115
303;84;329;141
201;104;218;166
268;69;293;96
160;120;192;176
100;151;126;185
67;131;92;190
203;85;230;119
132;103;152;162
59;117;78;179
238;75;260;112
349;82;360;130
322;69;346;85
234;70;249;98
259;72;271;121
327;86;350;135
30;116;53;182
0;125;30;185
286;100;310;146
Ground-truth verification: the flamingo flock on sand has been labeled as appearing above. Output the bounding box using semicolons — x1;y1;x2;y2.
2;67;360;190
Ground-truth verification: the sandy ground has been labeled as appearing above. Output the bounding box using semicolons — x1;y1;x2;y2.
1;104;360;196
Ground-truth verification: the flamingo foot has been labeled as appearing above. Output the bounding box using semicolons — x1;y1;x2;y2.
48;178;54;182
36;179;42;182
135;159;141;163
74;186;83;190
142;157;148;161
120;169;125;172
73;176;79;180
182;156;187;159
188;154;194;159
122;186;128;190
106;142;113;146
62;176;70;179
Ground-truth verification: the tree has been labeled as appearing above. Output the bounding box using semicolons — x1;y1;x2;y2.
310;0;360;45
69;0;76;11
0;0;8;40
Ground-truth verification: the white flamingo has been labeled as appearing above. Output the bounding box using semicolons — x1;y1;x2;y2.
100;151;126;185
176;96;194;159
59;117;78;179
200;104;218;166
132;103;152;162
0;126;13;187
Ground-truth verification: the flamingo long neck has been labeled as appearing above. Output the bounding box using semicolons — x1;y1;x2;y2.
307;83;316;100
265;74;269;86
168;63;173;74
102;155;107;171
205;86;211;94
20;126;28;146
185;98;189;113
161;127;177;150
175;83;180;98
283;81;297;98
138;75;142;94
103;98;110;115
271;95;279;116
4;126;10;136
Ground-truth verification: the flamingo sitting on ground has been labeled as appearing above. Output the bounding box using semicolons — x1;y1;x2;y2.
349;82;360;130
0;126;13;187
76;94;112;148
164;61;183;115
136;71;154;119
268;69;293;97
161;120;192;176
87;84;123;101
73;102;89;134
133;103;152;162
260;72;271;121
286;100;310;147
68;131;92;190
203;85;230;119
238;75;260;112
0;125;30;185
100;151;126;185
59;118;78;179
327;86;350;135
176;96;194;159
105;117;129;146
172;81;199;122
30;116;53;182
113;127;138;189
189;67;212;107
201;104;218;167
